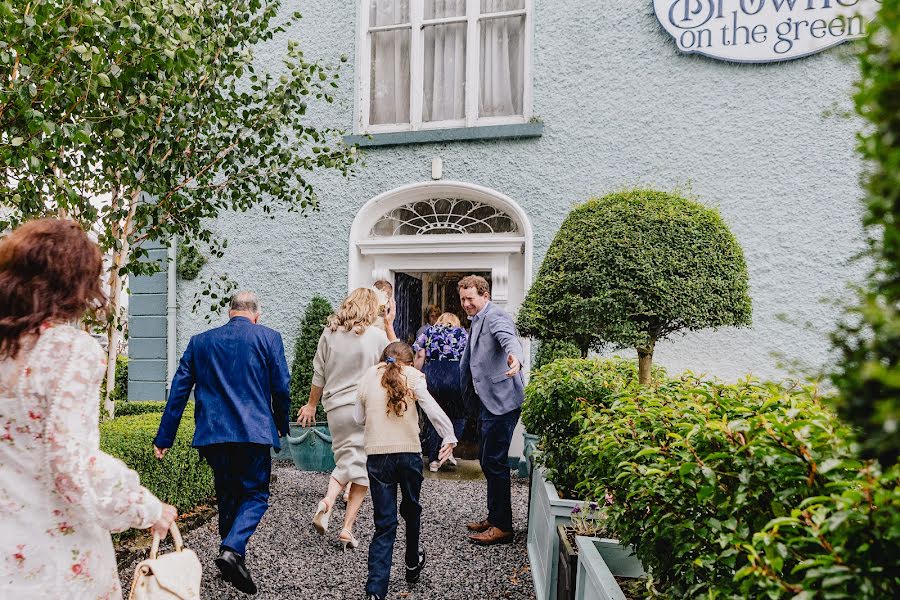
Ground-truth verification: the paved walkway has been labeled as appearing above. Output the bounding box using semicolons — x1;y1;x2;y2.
120;462;535;600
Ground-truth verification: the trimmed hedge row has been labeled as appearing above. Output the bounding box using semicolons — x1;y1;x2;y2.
569;376;899;598
114;400;166;417
99;404;214;513
522;357;666;496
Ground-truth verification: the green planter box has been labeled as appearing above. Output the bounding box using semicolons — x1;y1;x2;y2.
527;467;582;600
574;535;646;600
271;422;336;472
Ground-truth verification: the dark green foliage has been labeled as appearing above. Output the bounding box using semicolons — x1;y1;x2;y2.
831;0;900;467
114;400;166;417
290;296;333;421
522;357;665;496
100;404;214;513
534;338;582;369
517;190;751;382
573;378;899;598
176;242;206;281
100;354;128;403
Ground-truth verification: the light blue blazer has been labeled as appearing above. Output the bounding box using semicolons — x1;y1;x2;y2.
459;302;525;416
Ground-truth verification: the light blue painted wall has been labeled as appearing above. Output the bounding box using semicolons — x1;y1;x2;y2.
174;0;866;382
128;245;168;401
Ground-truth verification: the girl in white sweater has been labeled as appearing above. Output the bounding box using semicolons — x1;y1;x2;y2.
354;341;457;600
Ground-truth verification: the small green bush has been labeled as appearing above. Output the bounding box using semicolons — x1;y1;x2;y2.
290;296;332;421
100;404;214;513
534;338;582;370
176;241;206;280
114;400;166;417
518;190;751;383
573;377;897;598
522;357;665;496
100;354;128;404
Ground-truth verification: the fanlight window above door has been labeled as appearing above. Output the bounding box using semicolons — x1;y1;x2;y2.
370;198;519;236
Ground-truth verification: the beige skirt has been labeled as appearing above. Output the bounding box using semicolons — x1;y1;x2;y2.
327;403;369;487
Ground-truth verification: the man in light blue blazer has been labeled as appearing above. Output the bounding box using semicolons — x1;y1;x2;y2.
458;275;525;546
153;291;290;595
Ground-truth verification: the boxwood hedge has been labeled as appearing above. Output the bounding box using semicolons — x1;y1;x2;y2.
99;404;214;513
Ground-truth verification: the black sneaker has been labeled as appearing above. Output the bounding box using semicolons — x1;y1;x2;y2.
405;547;426;583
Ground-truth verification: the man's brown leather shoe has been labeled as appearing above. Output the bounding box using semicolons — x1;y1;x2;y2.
466;519;491;533
468;526;514;546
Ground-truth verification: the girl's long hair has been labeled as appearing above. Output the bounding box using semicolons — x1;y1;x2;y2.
380;341;415;417
0;219;107;359
328;287;379;334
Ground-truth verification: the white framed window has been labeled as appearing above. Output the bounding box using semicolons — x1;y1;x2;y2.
357;0;533;134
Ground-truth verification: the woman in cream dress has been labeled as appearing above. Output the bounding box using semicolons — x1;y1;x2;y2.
297;287;395;548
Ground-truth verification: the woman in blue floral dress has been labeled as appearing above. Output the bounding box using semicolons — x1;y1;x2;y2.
413;312;469;471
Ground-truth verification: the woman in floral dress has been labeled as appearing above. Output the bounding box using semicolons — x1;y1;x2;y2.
0;219;176;599
413;312;469;471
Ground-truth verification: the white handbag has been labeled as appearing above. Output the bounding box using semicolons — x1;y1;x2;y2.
127;523;203;600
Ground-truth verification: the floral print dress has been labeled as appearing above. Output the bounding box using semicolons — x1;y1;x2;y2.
0;326;162;599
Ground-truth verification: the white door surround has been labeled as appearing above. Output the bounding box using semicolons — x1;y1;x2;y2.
348;180;533;315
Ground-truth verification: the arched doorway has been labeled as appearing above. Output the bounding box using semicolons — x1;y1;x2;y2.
348;181;533;459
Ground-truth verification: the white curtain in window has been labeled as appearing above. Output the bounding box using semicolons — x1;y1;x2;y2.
370;0;411;125
423;0;466;122
480;0;525;117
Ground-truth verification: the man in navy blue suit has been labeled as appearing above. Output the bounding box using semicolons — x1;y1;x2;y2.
153;291;290;595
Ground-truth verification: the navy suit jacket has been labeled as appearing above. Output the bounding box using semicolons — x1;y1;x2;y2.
460;302;525;416
153;316;291;450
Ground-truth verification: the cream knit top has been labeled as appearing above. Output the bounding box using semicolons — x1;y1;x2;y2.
354;364;458;456
311;325;390;412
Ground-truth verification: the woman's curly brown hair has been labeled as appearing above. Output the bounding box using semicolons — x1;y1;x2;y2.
380;341;415;417
0;218;107;359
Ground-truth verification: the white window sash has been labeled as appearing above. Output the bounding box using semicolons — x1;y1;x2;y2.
357;0;533;135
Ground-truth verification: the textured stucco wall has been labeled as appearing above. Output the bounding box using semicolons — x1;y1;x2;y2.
175;0;866;383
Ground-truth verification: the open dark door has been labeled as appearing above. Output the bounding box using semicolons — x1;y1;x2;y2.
393;272;423;345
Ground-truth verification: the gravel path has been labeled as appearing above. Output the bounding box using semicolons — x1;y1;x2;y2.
120;464;535;599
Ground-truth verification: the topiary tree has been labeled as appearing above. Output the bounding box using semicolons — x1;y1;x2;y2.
289;296;333;421
831;0;900;467
518;190;752;384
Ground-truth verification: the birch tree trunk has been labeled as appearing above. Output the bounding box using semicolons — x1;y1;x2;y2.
103;188;139;418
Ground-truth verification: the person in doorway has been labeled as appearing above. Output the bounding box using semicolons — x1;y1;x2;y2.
415;304;442;340
154;290;290;595
355;341;457;600
371;280;396;337
458;275;525;546
413;312;469;472
297;288;394;550
0;219;177;600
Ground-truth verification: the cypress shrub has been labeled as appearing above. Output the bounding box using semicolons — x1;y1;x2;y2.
290;296;333;421
99;404;214;513
518;190;751;384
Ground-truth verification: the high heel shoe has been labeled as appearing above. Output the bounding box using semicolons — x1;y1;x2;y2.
312;499;331;535
338;527;359;550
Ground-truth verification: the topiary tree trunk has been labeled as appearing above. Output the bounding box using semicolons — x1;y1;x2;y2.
637;342;655;385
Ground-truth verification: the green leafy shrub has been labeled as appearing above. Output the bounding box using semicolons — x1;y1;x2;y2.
742;463;899;599
522;357;665;496
290;296;333;421
100;354;128;403
573;377;897;598
534;338;582;369
518;190;751;383
176;241;206;281
114;400;166;417
830;0;900;467
100;404;214;513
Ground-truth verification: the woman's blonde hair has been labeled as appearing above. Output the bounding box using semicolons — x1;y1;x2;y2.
328;288;379;334
436;312;460;327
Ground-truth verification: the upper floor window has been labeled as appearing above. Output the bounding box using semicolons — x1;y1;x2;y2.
358;0;533;134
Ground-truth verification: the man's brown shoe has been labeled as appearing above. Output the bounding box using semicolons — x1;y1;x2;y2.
466;519;491;533
468;526;514;546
